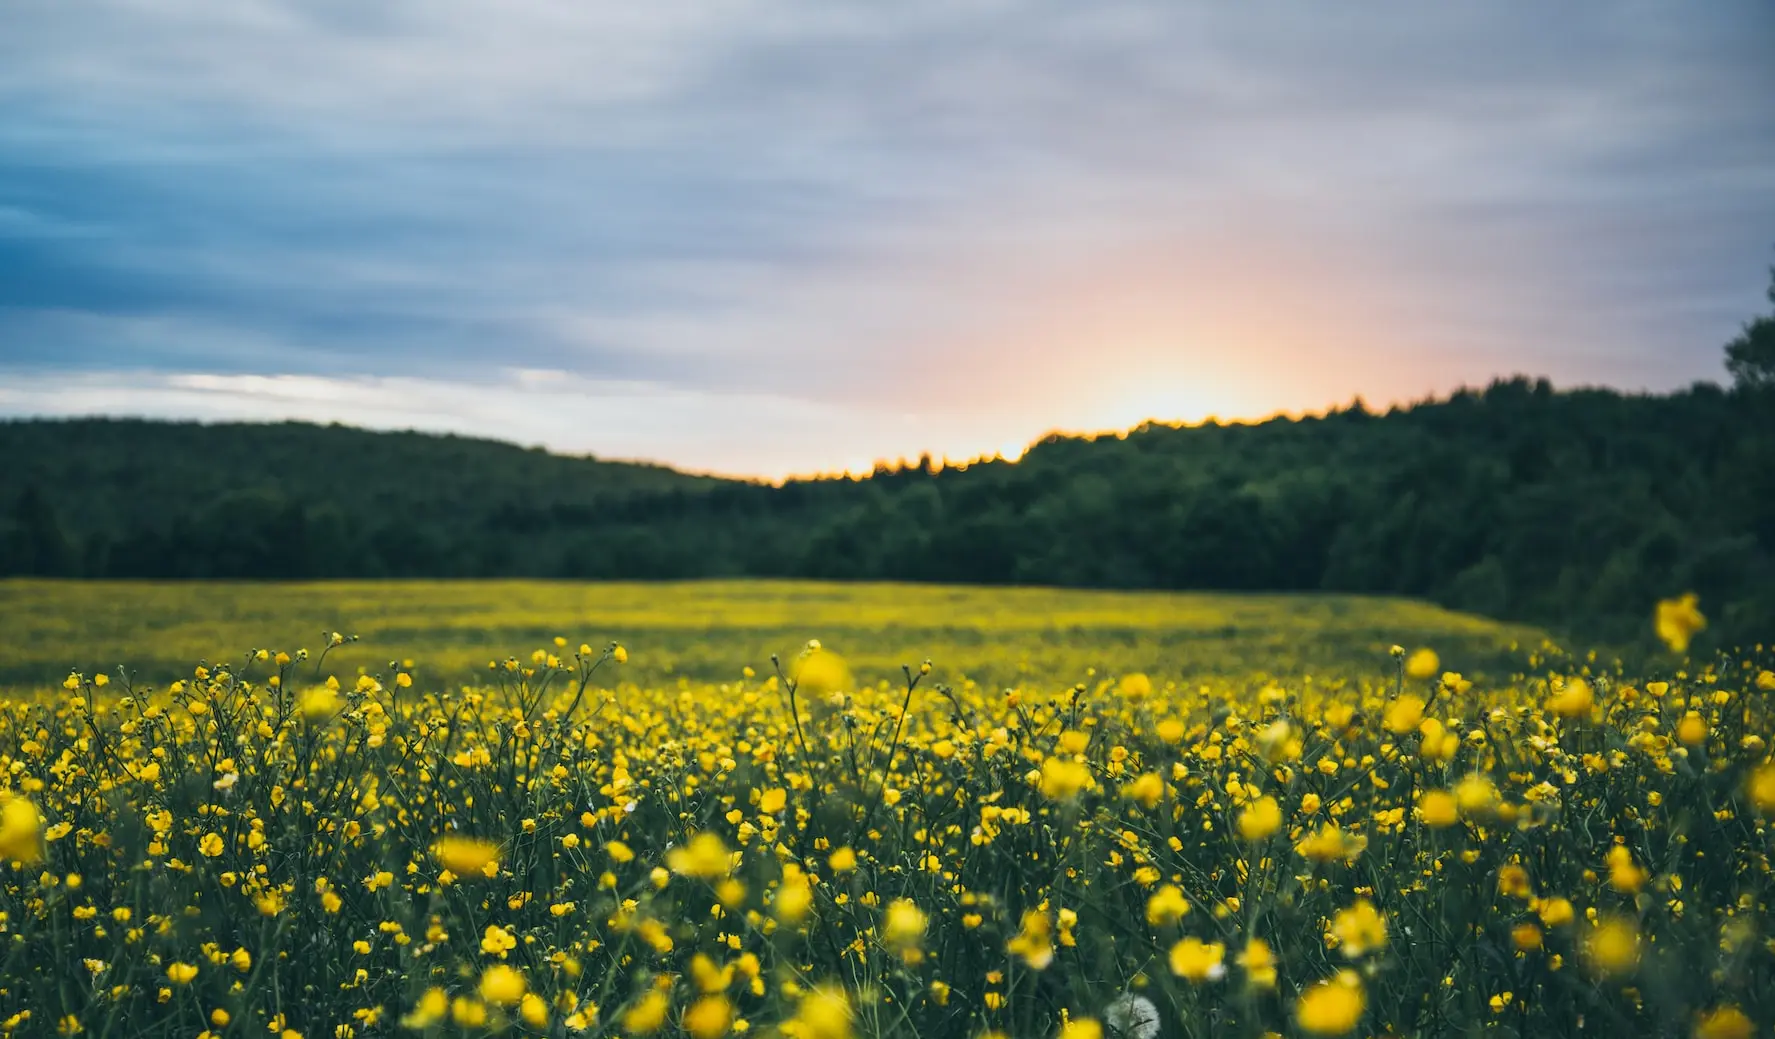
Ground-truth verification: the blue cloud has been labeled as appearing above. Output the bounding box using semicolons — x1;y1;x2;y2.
1;0;1772;472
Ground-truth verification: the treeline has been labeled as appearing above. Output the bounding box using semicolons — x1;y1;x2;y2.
4;374;1775;647
0;420;714;580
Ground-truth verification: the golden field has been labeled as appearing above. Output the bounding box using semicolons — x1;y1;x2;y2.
0;579;1769;1039
0;579;1544;693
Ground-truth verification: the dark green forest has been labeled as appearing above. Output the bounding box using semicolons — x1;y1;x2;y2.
6;275;1775;648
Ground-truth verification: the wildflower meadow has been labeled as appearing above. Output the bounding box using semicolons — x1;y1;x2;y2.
0;582;1769;1039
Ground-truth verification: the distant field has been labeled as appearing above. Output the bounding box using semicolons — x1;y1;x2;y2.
0;578;1548;692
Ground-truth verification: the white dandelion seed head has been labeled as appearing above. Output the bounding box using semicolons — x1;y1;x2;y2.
1103;992;1160;1039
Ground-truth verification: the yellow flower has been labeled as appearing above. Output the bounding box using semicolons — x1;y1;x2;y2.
520;993;550;1029
1749;764;1775;815
1404;648;1440;680
1606;845;1646;893
1006;910;1054;970
607;840;635;864
198;832;225;858
299;687;340;721
1145;885;1190;927
881;899;927;952
1535;897;1575;927
620;991;669;1036
1654;593;1705;653
1694;1006;1754;1039
792;648;851;698
683;996;733;1039
667;832;734;879
1676;711;1708;746
788;986;852;1039
1121;772;1165;809
1383;695;1425;735
1328;900;1388;958
401;989;449;1029
1058;1020;1102;1039
166;962;198;985
1118;673;1153;699
1295;971;1365;1035
479;964;527;1006
758;788;787;815
1167;937;1226;982
1238;938;1276;988
1455;774;1500;817
775;863;814;923
433;836;501;877
827;846;858;873
1547;677;1595;719
1237;796;1282;841
1583;916;1641;976
0;795;44;864
1038;757;1093;801
1496;864;1534;900
480;925;518;957
1416;789;1458;829
1295;822;1366;864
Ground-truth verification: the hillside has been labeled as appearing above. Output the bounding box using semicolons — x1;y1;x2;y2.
0;418;718;578
4;378;1774;646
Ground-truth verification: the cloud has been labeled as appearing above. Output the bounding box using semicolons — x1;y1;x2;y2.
2;1;1772;474
0;367;1054;479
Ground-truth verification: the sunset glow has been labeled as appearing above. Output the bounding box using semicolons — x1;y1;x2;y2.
2;3;1771;477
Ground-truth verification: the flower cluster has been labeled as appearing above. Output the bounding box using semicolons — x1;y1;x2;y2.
0;611;1770;1038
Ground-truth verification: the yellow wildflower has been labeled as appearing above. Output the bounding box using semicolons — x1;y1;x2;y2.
1296;971;1365;1035
1328;900;1388;958
1237;796;1282;841
1405;648;1440;680
1583;916;1641;977
433;836;501;876
667;832;733;879
620;991;669;1036
479;965;526;1006
1654;593;1705;653
0;795;44;864
1167;937;1226;982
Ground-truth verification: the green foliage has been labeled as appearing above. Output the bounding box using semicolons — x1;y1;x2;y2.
5;379;1774;648
1724;266;1775;392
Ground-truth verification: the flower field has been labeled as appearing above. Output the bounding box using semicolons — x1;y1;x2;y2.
0;581;1770;1038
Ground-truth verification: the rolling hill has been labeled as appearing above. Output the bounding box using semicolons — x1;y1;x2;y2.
4;377;1773;647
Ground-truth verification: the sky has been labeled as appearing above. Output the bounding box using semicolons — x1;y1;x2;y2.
2;2;1772;479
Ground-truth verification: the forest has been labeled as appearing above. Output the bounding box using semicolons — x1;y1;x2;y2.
5;275;1775;648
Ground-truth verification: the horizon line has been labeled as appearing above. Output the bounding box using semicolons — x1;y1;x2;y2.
0;371;1733;485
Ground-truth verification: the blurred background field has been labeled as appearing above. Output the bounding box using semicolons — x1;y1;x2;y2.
0;578;1547;693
